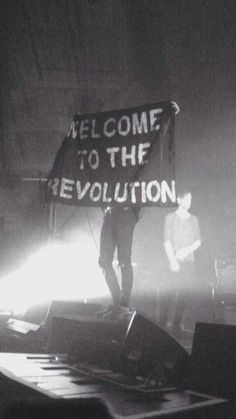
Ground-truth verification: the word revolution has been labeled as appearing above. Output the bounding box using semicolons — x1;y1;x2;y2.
49;178;176;205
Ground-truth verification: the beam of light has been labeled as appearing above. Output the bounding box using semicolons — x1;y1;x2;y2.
0;237;110;316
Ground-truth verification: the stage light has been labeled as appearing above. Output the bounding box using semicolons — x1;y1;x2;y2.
0;237;109;316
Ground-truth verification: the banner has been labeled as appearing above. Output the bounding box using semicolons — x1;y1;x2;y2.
47;101;176;207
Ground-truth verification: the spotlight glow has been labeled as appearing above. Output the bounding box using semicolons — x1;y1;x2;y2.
0;237;109;316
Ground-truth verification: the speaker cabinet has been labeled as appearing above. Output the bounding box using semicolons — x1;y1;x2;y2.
215;259;236;296
48;316;127;368
187;322;236;399
121;312;190;387
23;300;102;327
48;312;189;388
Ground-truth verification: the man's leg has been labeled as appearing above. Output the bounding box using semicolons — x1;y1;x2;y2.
172;291;188;333
99;211;121;306
117;208;137;308
159;287;176;328
119;264;133;307
172;263;195;338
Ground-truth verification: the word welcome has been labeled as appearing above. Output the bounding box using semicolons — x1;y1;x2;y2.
67;108;163;140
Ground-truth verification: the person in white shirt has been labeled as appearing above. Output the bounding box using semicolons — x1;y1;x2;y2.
160;189;201;339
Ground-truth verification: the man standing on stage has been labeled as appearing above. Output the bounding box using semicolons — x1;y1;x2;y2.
160;189;201;338
98;205;140;319
98;101;180;320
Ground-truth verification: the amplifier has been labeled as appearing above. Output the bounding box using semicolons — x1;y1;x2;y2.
215;259;236;295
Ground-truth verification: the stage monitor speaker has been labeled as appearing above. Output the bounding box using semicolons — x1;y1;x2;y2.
43;300;102;329
22;301;51;325
121;312;190;387
187;322;236;399
48;316;128;366
23;300;102;327
3;301;103;353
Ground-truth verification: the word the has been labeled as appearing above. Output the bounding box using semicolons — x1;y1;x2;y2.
77;143;151;170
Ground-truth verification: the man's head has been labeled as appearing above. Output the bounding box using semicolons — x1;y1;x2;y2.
177;190;192;211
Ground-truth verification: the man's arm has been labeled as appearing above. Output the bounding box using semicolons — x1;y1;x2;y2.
171;101;180;115
175;216;201;261
164;240;180;272
164;213;180;272
175;239;201;261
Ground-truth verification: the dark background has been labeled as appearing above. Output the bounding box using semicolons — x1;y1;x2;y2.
0;0;235;302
